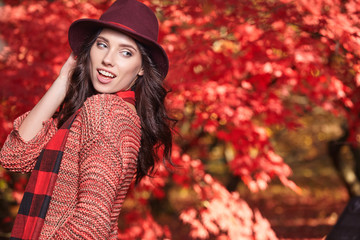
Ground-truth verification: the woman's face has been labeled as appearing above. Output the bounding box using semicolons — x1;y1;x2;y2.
89;28;143;93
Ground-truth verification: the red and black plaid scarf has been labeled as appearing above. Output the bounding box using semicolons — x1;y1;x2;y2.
10;110;78;240
10;91;135;239
116;90;135;105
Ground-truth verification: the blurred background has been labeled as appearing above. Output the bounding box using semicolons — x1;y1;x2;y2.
1;0;360;239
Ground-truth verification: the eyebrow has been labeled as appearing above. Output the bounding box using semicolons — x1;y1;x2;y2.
97;36;138;52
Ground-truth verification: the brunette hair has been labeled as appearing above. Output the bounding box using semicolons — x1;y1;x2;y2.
56;29;174;183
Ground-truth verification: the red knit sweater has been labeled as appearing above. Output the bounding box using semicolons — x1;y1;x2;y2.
0;94;141;239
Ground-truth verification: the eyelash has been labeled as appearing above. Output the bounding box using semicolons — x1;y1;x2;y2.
96;41;133;57
96;41;107;48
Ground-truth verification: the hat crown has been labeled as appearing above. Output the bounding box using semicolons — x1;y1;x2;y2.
100;0;159;42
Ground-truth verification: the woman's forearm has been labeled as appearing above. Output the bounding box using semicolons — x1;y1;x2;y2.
18;54;76;141
18;79;67;141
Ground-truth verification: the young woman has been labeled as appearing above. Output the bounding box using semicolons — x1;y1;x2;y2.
0;0;174;239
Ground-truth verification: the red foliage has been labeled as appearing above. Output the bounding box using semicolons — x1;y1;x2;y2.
1;0;360;238
118;210;171;240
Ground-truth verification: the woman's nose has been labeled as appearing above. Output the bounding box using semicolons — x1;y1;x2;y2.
102;51;115;66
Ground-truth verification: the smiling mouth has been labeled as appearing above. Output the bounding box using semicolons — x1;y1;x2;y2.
96;69;116;84
98;69;116;78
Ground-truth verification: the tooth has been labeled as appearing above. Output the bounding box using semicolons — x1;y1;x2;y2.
99;70;114;78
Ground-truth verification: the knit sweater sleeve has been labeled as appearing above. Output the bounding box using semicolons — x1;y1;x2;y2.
0;112;58;172
51;94;141;239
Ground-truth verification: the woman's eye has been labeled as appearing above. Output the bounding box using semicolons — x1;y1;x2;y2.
121;50;133;57
96;41;107;48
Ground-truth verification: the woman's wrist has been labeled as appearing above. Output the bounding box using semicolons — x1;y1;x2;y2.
52;76;69;101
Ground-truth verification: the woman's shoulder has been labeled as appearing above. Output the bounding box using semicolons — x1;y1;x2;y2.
83;93;126;109
79;94;140;136
83;93;138;117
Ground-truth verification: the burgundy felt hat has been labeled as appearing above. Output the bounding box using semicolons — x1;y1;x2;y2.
68;0;169;78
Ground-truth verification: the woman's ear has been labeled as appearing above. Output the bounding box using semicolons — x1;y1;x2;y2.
138;67;144;76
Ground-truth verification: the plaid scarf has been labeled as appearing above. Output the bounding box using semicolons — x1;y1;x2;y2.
115;90;135;105
10;91;135;239
10;111;78;240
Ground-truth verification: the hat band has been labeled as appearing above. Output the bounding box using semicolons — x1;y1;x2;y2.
108;22;136;33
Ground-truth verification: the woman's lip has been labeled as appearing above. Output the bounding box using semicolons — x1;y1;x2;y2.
96;70;114;84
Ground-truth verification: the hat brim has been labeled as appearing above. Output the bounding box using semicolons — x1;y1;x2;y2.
68;19;169;78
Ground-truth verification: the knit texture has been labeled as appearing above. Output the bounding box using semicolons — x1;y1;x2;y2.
0;94;141;239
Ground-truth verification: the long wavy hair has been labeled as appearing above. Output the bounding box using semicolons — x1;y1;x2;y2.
56;29;175;183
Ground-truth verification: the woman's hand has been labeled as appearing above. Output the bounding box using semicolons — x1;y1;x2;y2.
57;53;77;89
